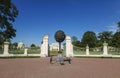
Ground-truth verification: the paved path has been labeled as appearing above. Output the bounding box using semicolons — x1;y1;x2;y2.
0;58;120;78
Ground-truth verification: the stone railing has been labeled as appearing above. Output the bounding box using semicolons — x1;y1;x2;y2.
0;40;120;58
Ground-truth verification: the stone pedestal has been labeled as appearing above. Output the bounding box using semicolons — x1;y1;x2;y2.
103;42;108;55
4;42;9;55
66;36;73;57
86;45;89;55
24;48;28;55
40;35;49;57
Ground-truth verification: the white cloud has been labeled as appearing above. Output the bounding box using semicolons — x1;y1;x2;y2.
106;25;118;33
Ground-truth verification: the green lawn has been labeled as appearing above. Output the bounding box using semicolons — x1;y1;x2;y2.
74;51;120;55
9;49;24;54
50;51;58;55
90;51;103;55
1;49;120;55
0;50;3;54
108;51;120;55
27;49;40;54
74;51;103;55
9;49;40;54
74;51;86;55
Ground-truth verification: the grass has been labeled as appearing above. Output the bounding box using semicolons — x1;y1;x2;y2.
90;51;103;55
74;51;120;55
74;51;86;55
108;51;120;55
0;51;3;54
9;50;24;54
27;49;40;54
74;51;103;55
74;56;112;58
8;49;40;54
50;51;58;55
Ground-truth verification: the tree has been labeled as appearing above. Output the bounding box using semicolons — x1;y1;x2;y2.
71;36;80;47
0;0;19;44
97;31;113;46
31;44;36;48
117;22;120;32
12;42;18;49
111;22;120;48
71;36;78;42
112;32;120;48
81;31;97;48
72;40;81;47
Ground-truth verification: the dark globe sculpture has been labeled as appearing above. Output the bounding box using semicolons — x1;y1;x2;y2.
54;30;66;53
52;30;66;64
54;30;66;64
54;30;66;42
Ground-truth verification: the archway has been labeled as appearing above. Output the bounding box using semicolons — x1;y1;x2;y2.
40;35;73;57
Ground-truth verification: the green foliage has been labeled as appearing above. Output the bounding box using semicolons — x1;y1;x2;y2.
81;31;97;48
117;22;120;32
11;42;18;49
0;0;19;44
71;36;81;47
110;21;120;48
97;31;113;46
112;32;120;48
30;44;36;48
71;36;78;42
72;40;81;47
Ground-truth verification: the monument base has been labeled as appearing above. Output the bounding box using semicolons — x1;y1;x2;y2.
57;53;64;63
41;54;47;57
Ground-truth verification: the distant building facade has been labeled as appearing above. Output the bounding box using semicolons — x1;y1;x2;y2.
49;42;64;51
17;41;25;49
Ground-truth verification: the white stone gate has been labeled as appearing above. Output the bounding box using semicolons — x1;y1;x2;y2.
40;35;74;57
40;35;49;57
65;36;73;57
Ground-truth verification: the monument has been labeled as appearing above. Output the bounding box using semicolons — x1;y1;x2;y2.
54;30;66;63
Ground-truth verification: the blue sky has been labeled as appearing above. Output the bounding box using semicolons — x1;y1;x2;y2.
11;0;120;46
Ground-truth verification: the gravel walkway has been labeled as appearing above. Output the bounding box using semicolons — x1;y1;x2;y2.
0;58;120;78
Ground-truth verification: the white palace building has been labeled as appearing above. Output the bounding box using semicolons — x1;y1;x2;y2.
49;42;64;51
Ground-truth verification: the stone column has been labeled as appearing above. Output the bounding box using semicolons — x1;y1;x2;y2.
24;48;28;55
4;42;9;55
66;36;73;57
40;35;49;57
86;44;89;55
103;42;108;55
